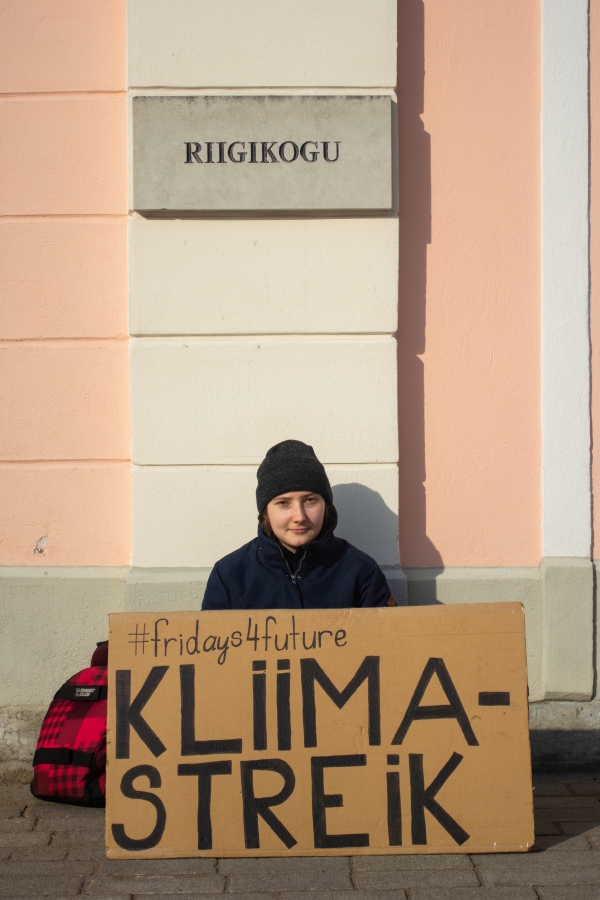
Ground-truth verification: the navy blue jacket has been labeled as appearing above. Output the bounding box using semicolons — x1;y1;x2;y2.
202;526;393;610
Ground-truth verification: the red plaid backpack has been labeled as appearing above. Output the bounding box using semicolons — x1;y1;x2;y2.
31;641;108;807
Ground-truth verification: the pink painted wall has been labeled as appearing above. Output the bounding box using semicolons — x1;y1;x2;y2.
397;0;541;568
0;0;545;570
0;1;126;93
592;0;600;559
0;0;130;566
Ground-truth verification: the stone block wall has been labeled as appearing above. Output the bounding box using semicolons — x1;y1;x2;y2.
0;0;599;772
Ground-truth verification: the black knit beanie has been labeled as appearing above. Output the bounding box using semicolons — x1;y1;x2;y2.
256;440;333;513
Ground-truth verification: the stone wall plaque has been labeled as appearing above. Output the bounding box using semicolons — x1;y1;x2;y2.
132;95;393;213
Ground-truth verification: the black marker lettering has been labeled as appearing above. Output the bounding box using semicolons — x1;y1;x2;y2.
409;752;469;846
241;759;297;849
277;667;291;751
275;632;289;651
246;617;260;650
216;635;229;665
386;770;402;846
302;631;317;650
128;623;149;655
116;668;168;759
203;635;217;653
318;630;333;647
301;657;381;748
253;666;267;751
152;618;168;657
178;761;232;850
263;616;277;651
290;616;299;651
180;664;242;755
478;692;510;706
186;620;200;655
164;636;177;655
111;765;166;850
311;755;369;848
391;658;478;746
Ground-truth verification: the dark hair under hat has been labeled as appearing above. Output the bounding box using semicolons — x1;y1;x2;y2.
256;440;333;513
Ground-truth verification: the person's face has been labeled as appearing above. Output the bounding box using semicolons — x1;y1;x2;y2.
266;491;326;553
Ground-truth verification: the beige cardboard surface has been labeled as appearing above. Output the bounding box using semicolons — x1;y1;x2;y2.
105;604;533;857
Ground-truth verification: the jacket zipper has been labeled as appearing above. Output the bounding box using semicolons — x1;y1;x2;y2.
278;547;307;602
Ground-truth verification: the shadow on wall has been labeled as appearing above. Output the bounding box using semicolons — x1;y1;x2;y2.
531;732;600;773
331;483;399;567
397;0;444;578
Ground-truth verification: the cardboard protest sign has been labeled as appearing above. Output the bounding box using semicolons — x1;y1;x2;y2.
105;603;533;857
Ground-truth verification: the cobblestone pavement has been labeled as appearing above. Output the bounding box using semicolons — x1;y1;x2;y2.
1;773;600;899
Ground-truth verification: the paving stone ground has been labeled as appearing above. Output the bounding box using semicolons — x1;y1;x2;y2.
1;773;600;899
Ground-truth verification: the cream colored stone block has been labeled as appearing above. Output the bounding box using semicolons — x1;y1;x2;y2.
541;557;594;700
327;465;399;566
130;337;398;464
128;0;397;88
129;216;398;335
405;567;543;702
0;568;125;706
132;464;398;568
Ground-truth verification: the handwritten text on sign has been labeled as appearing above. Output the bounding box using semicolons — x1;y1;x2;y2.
106;605;533;857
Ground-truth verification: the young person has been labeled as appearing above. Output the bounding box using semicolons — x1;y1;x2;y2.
202;440;396;610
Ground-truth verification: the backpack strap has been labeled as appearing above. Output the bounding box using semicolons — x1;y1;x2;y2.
33;748;95;768
53;684;107;702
